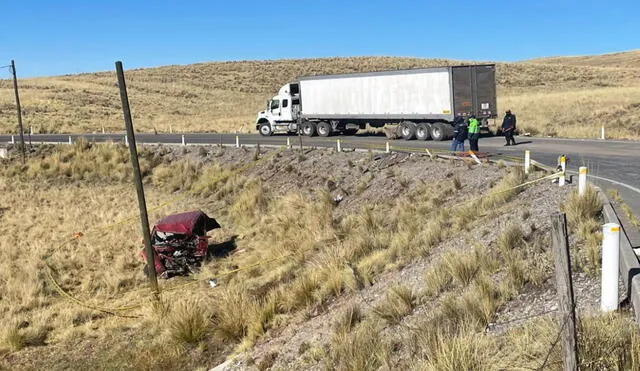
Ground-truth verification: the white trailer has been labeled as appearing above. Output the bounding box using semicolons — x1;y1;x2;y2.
255;64;497;141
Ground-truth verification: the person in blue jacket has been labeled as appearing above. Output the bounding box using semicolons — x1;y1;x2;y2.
451;116;468;152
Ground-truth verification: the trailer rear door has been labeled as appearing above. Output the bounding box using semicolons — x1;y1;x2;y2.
451;65;496;119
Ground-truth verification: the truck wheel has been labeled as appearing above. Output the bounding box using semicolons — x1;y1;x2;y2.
400;121;416;140
259;122;272;136
302;122;317;137
317;121;332;137
430;123;446;141
415;123;431;141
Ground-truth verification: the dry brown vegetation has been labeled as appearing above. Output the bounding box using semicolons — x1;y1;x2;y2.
0;142;635;370
1;51;639;139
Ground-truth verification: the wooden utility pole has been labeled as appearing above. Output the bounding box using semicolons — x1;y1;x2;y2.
551;213;579;371
115;61;159;300
10;60;26;163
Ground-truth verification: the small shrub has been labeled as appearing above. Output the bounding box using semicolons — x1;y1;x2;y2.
443;250;479;287
167;299;210;346
372;285;415;324
425;263;453;297
498;224;524;254
562;186;603;228
334;302;362;334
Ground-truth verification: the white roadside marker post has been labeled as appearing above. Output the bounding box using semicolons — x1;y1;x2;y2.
235;135;240;148
287;137;291;149
601;223;620;312
11;135;15;144
559;156;566;187
181;134;186;146
386;142;390;153
68;136;72;145
336;139;341;152
601;126;605;140
578;167;588;195
524;150;531;174
124;134;128;147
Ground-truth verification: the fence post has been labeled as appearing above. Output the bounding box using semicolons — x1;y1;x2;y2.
601;223;620;312
578;167;588;195
386;141;390;154
181;134;186;146
559;156;566;187
551;213;579;371
524;150;531;174
336;139;341;152
235;135;239;148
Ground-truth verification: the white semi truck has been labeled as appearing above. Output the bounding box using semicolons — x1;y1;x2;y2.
255;64;497;141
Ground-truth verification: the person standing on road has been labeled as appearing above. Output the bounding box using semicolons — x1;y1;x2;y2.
468;115;480;151
502;110;517;146
450;116;468;152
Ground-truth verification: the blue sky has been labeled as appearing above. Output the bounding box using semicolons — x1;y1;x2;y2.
1;0;638;77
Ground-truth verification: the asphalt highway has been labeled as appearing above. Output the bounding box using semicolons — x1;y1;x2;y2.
2;132;639;242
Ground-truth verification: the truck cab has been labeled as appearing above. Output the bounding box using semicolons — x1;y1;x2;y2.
256;83;300;136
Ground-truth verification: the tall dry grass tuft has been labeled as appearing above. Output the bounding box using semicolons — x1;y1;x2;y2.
326;320;390;371
372;285;416;325
211;283;259;342
166;299;211;346
333;302;362;335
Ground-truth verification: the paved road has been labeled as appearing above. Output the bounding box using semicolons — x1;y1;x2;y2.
2;132;639;242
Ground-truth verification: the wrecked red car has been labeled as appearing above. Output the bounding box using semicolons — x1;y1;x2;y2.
142;210;221;279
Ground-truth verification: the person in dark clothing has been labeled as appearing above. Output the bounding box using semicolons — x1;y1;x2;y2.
450;116;468;152
502;110;517;146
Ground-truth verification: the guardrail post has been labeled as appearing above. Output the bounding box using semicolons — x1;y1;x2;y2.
601;222;620;312
601;126;605;140
336;139;341;152
578;167;588;195
524;150;531;174
68;136;72;145
386;141;390;154
235;135;240;148
559;156;566;187
181;134;186;146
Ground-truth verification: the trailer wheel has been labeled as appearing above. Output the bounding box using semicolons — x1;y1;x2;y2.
430;123;447;141
415;123;431;141
400;121;416;140
259;122;272;136
302;122;317;137
317;121;332;137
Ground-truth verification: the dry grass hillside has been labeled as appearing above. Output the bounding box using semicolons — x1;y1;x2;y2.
0;52;639;139
0;142;638;369
527;49;640;68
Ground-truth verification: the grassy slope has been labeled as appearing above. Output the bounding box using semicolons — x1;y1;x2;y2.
1;53;639;139
1;143;637;370
525;49;640;68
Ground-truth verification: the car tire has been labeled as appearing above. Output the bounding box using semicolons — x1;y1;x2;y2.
259;122;272;136
317;121;332;137
415;123;431;141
